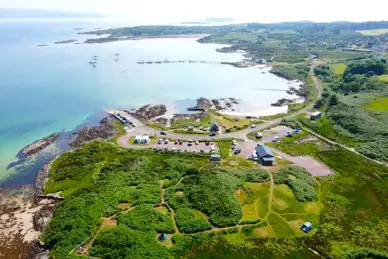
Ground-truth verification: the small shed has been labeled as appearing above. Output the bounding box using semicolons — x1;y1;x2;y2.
300;222;313;233
255;145;275;166
134;135;142;144
159;233;168;242
310;111;322;120
210;154;221;162
141;135;149;144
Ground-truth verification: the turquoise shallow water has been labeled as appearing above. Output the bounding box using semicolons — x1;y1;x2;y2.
0;20;292;184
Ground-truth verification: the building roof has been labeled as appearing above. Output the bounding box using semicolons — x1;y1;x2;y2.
135;135;142;140
302;222;313;228
141;135;149;140
262;157;275;162
255;145;274;158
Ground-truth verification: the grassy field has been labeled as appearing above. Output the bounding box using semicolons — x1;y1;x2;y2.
42;138;388;258
298;116;359;147
378;74;388;82
266;130;325;156
364;96;388;111
330;63;346;76
357;28;388;35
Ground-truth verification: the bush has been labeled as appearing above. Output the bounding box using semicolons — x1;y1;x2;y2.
175;208;212;233
244;169;270;182
118;204;175;233
275;167;316;202
90;225;169;258
185;171;243;227
342;247;388;259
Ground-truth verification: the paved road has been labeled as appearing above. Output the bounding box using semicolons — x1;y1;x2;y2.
118;62;323;147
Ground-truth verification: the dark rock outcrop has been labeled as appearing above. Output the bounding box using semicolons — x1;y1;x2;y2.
127;104;167;121
69;117;118;148
19;134;59;157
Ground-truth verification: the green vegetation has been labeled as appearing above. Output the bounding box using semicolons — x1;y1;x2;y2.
308;57;388;162
183;171;243;227
118;204;174;233
364;96;388;111
242;169;269;182
330;63;346;76
90;225;169;258
379;74;388;82
175;208;212;233
274;167;317;202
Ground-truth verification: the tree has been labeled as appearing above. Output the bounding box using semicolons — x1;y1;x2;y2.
314;99;324;109
329;95;338;106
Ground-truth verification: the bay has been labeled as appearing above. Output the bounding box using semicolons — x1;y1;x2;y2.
0;19;295;183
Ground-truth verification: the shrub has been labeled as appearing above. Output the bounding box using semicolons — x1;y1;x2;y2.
175;208;212;233
275;167;316;202
244;169;270;182
185;171;243;227
117;204;175;233
90;225;169;258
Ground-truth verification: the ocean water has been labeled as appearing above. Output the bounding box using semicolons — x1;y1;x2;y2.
0;20;294;184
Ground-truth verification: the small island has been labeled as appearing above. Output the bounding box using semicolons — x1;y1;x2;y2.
53;39;78;44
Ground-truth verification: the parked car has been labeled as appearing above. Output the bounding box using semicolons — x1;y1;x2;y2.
188;140;193;146
232;140;237;145
195;141;199;145
177;148;182;152
255;132;263;139
285;131;293;137
174;140;178;145
160;131;167;135
165;139;169;144
209;133;216;137
200;149;205;153
172;147;176;151
272;136;280;142
251;124;257;129
234;149;241;154
205;141;210;146
179;140;183;145
250;152;258;161
157;139;162;144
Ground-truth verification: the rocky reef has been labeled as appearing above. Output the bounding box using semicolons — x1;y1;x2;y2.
70;116;118;148
19;134;59;158
127;104;167;121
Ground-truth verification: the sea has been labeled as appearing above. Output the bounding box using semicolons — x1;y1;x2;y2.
0;19;298;186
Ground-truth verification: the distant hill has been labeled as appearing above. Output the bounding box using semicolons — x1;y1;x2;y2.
0;9;103;19
182;17;235;25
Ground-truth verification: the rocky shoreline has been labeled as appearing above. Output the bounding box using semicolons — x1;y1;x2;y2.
126;104;167;122
69;116;118;148
19;134;59;158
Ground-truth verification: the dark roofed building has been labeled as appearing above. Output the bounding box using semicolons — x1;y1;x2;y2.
255;145;275;166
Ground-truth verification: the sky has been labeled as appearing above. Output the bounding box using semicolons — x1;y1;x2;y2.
0;0;387;24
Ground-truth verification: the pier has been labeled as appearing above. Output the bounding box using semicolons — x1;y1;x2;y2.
136;60;221;65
